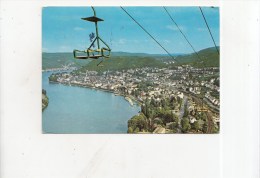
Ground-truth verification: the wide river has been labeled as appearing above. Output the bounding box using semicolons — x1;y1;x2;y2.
42;71;141;134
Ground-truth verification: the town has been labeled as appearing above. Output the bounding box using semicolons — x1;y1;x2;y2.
49;65;220;134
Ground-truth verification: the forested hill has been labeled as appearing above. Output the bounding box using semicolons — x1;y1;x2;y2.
77;46;220;72
76;56;166;73
42;46;219;71
175;46;220;67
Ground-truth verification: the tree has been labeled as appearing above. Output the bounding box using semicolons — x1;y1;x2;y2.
162;112;175;124
201;112;207;121
214;78;220;87
177;96;182;104
175;117;179;125
181;117;191;133
134;127;140;133
161;99;166;107
170;100;175;110
151;98;157;107
202;121;208;133
153;118;163;125
42;89;47;95
212;126;219;134
128;127;133;133
136;114;148;130
184;109;189;117
148;109;155;119
49;75;58;82
141;104;147;116
128;113;148;132
193;121;200;131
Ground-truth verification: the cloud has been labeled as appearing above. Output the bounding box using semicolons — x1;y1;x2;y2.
118;39;126;44
132;40;140;43
166;25;186;31
111;39;141;47
116;39;134;44
74;27;85;31
110;39;126;47
163;39;171;44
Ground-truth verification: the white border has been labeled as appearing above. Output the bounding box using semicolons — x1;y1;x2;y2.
0;1;259;178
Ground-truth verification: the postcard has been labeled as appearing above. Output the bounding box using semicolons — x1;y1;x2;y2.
42;6;220;134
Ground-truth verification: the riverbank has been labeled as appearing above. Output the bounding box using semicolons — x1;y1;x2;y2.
42;89;49;111
125;97;134;106
42;67;77;72
49;80;142;107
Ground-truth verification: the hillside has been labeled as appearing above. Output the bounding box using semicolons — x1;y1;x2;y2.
174;46;220;67
111;51;184;57
76;56;166;73
42;52;89;70
42;46;219;71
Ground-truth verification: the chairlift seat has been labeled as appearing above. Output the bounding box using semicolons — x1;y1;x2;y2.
75;56;88;59
85;49;101;53
89;55;102;59
74;7;110;62
74;47;111;60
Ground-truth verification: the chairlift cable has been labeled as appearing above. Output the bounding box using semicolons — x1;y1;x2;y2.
163;7;201;61
163;7;210;113
199;7;219;55
120;6;177;62
163;6;207;105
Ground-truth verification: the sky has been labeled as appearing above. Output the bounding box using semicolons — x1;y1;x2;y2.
42;6;219;54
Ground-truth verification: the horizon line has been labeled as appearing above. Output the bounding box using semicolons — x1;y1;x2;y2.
42;46;219;55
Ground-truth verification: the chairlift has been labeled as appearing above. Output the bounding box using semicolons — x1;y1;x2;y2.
73;7;111;60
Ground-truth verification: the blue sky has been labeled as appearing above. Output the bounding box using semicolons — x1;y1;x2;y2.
42;6;219;54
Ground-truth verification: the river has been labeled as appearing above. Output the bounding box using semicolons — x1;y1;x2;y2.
42;71;141;134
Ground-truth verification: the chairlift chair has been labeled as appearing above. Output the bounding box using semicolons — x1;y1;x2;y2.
73;7;111;60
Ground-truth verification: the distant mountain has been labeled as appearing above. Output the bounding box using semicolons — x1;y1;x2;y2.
42;47;219;70
42;52;182;70
111;51;184;57
174;46;220;67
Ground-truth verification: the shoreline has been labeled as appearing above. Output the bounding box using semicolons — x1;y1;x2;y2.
49;80;142;106
42;67;77;72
